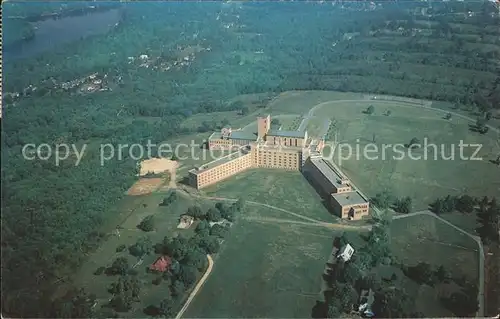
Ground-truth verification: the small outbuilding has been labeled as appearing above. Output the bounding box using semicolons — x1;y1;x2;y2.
337;243;355;262
177;215;194;229
150;256;172;272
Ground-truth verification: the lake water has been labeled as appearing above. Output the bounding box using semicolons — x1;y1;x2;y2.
3;8;122;61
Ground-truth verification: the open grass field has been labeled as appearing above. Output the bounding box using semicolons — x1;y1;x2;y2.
272;114;303;130
301;96;500;210
391;214;479;282
202;168;336;223
303;116;328;138
439;212;479;236
267;91;364;115
183;218;364;318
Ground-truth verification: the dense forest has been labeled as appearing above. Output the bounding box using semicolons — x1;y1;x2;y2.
2;1;500;317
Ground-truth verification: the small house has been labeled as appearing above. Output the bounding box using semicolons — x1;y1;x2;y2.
338;243;355;262
177;215;194;229
150;256;172;272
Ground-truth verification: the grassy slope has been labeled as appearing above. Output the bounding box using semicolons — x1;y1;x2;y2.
184;219;363;318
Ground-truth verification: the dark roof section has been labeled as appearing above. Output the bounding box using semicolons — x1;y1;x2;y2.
229;130;256;140
208;130;256;141
267;129;306;138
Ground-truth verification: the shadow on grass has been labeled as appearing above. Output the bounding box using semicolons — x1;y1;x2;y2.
311;301;327;318
143;305;160;316
488;159;500;166
301;168;336;218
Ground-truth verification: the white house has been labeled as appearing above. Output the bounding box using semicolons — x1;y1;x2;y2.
338;243;355;262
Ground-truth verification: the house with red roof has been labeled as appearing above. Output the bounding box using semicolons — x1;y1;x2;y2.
150;256;172;272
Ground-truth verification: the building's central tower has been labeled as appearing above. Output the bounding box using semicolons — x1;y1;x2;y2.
257;115;271;139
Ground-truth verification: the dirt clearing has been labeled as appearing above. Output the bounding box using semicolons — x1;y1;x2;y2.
127;178;164;196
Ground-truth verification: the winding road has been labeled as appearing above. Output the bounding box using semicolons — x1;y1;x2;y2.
175;255;213;319
306;96;499;134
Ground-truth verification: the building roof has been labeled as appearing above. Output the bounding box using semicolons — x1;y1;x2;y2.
208;130;256;141
310;158;349;187
331;191;368;207
150;256;172;272
229;130;256;140
258;142;305;152
190;146;252;174
180;215;194;222
338;243;355;261
267;129;306;138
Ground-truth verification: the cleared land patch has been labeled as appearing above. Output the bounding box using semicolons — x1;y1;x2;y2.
127;178;165;196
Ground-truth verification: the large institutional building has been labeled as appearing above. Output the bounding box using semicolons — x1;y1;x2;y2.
188;115;369;220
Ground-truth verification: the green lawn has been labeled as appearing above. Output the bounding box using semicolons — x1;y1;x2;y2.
184;218;363;318
439;211;480;236
272;114;303;130
391;214;479;282
202;168;336;223
303;116;328;138
309;98;500;210
267;91;364;114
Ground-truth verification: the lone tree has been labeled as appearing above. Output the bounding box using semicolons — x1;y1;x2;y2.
160;191;177;206
371;191;393;209
129;236;153;258
158;295;175;317
408;137;420;148
394;197;412;214
485;111;492;121
206;207;222;222
138;215;155;232
240;106;249;115
109;257;130;275
365;105;375;115
445;113;452;120
187;205;204;219
385;110;392;116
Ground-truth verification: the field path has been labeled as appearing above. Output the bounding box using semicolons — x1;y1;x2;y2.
243;216;371;231
307;97;499;134
192;194;329;224
175;255;214;319
394;210;485;317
